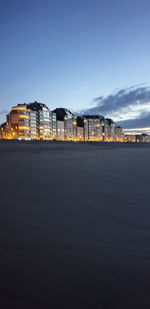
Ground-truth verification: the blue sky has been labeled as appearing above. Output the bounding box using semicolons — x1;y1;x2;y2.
1;0;150;132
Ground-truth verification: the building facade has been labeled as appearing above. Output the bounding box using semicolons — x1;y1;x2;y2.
53;108;77;141
7;104;31;140
3;103;148;143
56;120;65;140
115;126;123;142
83;115;104;141
2;102;57;140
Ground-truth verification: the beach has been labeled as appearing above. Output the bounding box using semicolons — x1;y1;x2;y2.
0;141;150;308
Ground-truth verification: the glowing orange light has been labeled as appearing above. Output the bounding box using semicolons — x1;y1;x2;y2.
19;115;30;119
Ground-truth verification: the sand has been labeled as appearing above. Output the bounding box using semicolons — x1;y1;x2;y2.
0;141;150;308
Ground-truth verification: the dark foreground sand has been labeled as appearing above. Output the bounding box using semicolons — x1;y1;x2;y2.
0;141;150;308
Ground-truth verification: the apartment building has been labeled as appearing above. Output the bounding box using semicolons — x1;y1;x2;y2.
115;126;123;142
28;102;52;140
7;104;31;140
125;135;136;142
0;122;11;139
64;118;77;141
76;117;84;141
51;111;57;140
3;102;57;140
101;118;116;142
83;115;104;141
53;108;77;141
135;134;150;143
0;103;128;143
57;120;65;140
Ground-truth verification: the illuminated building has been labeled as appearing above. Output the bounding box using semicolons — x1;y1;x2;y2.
2;102;57;140
101;118;116;142
4;102;150;143
51;111;57;140
83;115;104;141
57;120;65;140
125;135;136;142
77;127;84;141
115;126;123;142
135;134;150;143
7;104;31;140
28;102;52;140
77;117;84;141
0;122;11;139
141;134;150;143
64;118;77;141
53;108;77;141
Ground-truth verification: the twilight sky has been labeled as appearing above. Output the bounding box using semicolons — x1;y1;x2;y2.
1;0;150;133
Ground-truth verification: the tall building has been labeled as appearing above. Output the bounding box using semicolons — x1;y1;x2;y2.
103;118;116;141
53;108;77;141
56;120;65;140
3;102;57;140
64;118;77;141
77;117;84;141
7;104;31;140
83;115;104;141
115;126;123;142
100;118;116;142
50;111;57;140
28;102;52;140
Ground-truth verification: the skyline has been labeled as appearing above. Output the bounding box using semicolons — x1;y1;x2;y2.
1;101;150;143
1;0;150;133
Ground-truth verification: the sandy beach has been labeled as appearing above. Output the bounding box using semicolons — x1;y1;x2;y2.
0;141;150;308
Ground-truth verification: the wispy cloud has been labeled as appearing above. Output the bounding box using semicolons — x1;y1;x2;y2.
117;111;150;128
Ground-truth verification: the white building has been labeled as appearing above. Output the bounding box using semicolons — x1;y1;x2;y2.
57;120;65;140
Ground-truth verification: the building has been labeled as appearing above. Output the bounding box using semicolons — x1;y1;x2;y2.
53;108;77;141
2;102;57;140
83;115;104;141
102;118;116;142
28;102;53;140
56;120;65;140
115;126;123;142
51;111;57;140
125;135;136;142
0;122;11;139
141;134;150;143
64;117;77;141
76;117;84;141
7;104;31;140
135;134;150;143
76;127;84;141
0;103;128;143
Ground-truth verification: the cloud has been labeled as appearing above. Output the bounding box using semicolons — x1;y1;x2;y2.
81;85;150;117
117;111;150;129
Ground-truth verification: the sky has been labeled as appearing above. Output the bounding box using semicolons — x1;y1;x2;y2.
1;0;150;133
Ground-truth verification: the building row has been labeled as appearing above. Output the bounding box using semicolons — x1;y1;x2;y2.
0;102;124;142
124;134;150;143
